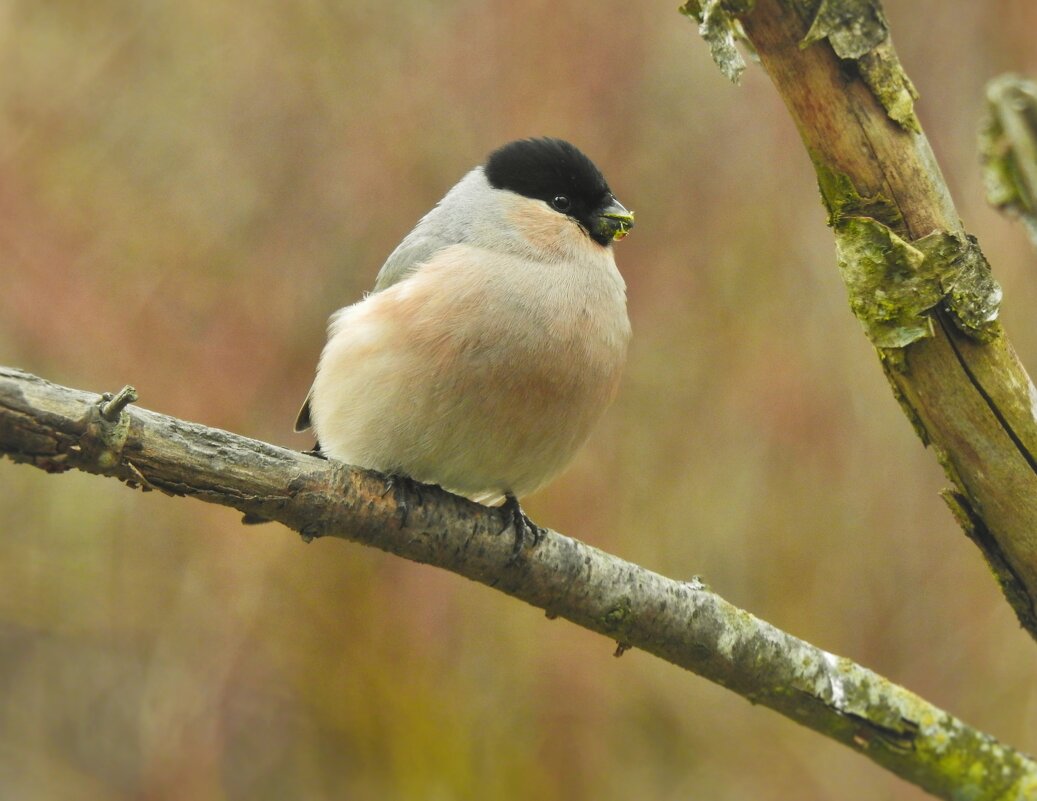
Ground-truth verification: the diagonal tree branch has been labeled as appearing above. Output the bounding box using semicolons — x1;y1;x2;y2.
1;366;1035;799
686;0;1037;639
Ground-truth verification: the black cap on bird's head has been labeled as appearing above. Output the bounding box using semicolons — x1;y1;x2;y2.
484;138;634;247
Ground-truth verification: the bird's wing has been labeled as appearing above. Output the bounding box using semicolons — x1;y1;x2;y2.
294;232;453;433
372;232;452;292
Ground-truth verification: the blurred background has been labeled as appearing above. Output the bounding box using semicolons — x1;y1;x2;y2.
1;1;1036;798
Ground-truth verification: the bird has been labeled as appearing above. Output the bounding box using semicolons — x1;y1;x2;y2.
295;137;634;544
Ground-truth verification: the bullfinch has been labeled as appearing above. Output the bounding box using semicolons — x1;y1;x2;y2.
295;138;634;541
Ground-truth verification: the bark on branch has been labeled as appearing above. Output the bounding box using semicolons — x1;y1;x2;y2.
687;0;1037;639
1;366;1035;799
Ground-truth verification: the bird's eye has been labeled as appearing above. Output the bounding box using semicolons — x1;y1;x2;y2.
551;195;572;212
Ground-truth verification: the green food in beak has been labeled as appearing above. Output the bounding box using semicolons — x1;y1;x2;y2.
596;197;635;242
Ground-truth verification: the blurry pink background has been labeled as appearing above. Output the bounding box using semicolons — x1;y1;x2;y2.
2;1;1036;799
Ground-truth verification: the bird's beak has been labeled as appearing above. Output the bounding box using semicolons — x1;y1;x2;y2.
596;197;635;242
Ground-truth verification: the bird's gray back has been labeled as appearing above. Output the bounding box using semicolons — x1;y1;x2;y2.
372;167;500;292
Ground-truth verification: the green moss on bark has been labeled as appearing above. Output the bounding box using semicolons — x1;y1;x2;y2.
834;218;939;347
800;0;919;131
816;165;1001;347
814;159;905;229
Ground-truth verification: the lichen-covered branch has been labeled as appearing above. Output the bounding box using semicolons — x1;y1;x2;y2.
1;366;1036;799
685;0;1037;640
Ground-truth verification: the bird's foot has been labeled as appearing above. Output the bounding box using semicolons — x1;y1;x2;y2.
499;493;544;557
302;441;326;459
382;473;425;526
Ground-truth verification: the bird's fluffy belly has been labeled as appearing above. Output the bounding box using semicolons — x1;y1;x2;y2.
309;249;628;501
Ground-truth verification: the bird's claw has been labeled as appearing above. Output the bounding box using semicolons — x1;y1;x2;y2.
383;473;425;526
500;493;544;557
